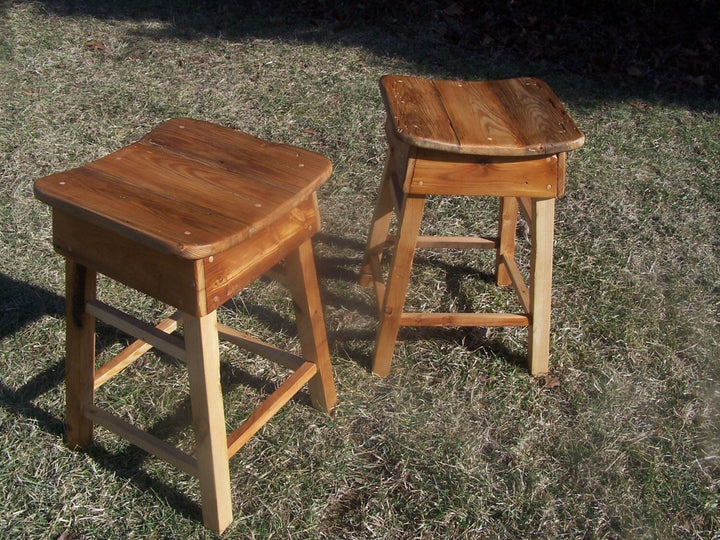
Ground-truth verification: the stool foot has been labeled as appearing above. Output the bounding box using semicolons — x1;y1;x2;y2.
285;239;337;413
184;311;233;534
64;259;96;449
528;198;555;376
371;194;426;377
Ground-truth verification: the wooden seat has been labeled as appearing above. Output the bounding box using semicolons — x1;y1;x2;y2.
360;75;584;377
34;118;337;534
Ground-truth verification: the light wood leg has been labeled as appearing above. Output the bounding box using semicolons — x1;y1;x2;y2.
528;197;556;376
65;259;97;449
285;238;337;414
371;194;426;377
184;311;233;534
496;196;519;286
359;157;395;287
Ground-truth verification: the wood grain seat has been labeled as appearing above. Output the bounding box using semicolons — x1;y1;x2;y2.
34;117;337;534
360;75;584;377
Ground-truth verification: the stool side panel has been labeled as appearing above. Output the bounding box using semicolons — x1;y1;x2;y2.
410;152;560;197
203;196;320;313
52;211;203;314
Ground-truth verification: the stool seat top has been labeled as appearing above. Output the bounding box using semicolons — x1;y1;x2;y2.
380;75;585;157
34;118;331;259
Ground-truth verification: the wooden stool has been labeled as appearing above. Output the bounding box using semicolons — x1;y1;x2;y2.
360;76;584;377
34;118;337;534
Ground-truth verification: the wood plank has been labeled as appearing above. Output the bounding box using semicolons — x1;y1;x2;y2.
217;324;304;371
140;118;331;194
496;196;519;286
52;211;204;315
86;299;187;361
285;238;337;414
380;75;458;150
184;312;233;534
371;194;426;377
202;195;319;313
501;254;530;313
528;198;555;376
94;312;183;389
414;235;497;250
64;260;96;449
226;361;317;458
34;118;333;260
359;157;396;288
39;166;245;258
518;197;534;222
381;75;584;156
85;404;198;477
399;312;529;327
410;152;559;197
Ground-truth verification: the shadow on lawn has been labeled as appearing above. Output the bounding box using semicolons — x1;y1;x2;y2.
14;0;720;110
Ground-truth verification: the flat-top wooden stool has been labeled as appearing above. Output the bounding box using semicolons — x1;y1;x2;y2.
360;76;584;377
34;118;337;534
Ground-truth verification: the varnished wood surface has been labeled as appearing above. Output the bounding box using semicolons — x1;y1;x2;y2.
380;75;585;156
34;118;332;259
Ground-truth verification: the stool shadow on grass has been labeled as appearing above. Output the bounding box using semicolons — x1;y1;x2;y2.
309;233;528;371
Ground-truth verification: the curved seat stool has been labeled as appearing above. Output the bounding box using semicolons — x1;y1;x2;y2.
360;76;584;377
34;118;337;534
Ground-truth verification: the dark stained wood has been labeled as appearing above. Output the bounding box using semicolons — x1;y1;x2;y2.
380;75;585;156
34;118;332;259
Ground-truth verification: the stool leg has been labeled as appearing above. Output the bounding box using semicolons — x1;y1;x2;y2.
285;238;337;414
496;196;519;287
65;259;96;449
371;194;426;377
528;197;556;376
184;311;233;534
360;158;395;288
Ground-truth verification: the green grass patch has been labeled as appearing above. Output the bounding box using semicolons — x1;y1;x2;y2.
1;1;718;538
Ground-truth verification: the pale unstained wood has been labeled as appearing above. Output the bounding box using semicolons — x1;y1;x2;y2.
226;361;317;458
284;239;337;413
216;324;304;371
528;198;556;375
360;161;395;287
94;312;183;389
371;194;426;377
399;312;529;327
86;299;187;361
496;197;519;286
184;312;233;534
85;405;198;477
64;260;96;449
414;235;497;250
501;254;531;313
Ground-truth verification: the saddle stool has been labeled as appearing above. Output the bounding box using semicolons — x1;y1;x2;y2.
360;76;584;377
34;118;337;534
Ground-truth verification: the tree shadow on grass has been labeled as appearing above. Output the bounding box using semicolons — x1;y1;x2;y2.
15;0;720;111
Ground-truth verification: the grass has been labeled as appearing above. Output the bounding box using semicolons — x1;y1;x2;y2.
1;1;719;538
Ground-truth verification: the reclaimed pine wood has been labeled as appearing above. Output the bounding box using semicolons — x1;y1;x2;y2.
363;75;584;377
64;260;96;449
34;118;337;534
381;75;585;156
34;117;331;259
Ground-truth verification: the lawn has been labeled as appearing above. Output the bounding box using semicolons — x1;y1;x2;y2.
1;1;718;538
